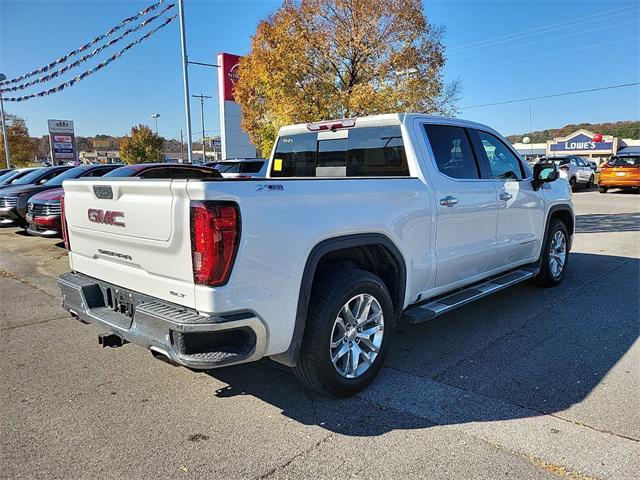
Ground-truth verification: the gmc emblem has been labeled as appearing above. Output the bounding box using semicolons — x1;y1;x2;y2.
88;208;125;227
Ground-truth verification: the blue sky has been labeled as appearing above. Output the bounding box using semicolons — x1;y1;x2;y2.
1;0;638;140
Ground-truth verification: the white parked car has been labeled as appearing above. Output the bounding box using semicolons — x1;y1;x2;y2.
543;156;595;189
206;158;268;178
58;114;574;397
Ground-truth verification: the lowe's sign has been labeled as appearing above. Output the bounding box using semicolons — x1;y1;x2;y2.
547;130;616;155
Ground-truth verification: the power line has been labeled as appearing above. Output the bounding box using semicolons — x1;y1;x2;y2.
448;3;639;52
459;82;640;110
450;19;638;59
457;35;638;72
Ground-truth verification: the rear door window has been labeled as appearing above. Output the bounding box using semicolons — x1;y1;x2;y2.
271;126;409;177
424;124;480;179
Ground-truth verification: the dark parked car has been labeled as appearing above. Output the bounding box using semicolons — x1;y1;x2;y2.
25;163;221;238
25;164;120;237
0;166;72;227
103;163;221;179
0;168;39;190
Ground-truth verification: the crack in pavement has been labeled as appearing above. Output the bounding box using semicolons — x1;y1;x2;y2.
1;315;69;332
0;269;58;300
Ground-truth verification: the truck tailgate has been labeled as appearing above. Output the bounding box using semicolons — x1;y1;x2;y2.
63;178;196;308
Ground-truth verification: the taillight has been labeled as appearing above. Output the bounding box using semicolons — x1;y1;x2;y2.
60;195;70;250
190;201;240;287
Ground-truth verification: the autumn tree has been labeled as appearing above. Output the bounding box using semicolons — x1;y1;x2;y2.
235;0;459;154
119;124;164;164
0;114;36;167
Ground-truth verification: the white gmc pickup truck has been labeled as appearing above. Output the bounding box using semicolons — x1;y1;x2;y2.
58;114;574;397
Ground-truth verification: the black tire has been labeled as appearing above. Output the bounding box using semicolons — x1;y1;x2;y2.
533;219;569;288
598;186;608;193
293;269;394;398
586;175;594;189
569;177;577;189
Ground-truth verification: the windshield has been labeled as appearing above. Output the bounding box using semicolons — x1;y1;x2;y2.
0;171;19;183
607;156;640;167
213;161;264;174
11;168;48;185
45;166;88;186
104;166;141;177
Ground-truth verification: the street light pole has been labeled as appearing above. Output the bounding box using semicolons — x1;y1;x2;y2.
192;94;211;162
151;113;160;134
0;73;11;169
177;0;193;163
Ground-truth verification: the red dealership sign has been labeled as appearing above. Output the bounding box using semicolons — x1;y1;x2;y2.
219;53;241;102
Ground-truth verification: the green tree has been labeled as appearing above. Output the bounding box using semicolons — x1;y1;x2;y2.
235;0;459;155
0;114;36;167
119;124;164;164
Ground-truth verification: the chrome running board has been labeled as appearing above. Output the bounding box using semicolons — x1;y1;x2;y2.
403;267;538;325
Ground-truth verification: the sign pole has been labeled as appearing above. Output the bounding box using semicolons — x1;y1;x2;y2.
178;0;193;163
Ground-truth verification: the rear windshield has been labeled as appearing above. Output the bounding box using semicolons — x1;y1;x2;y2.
550;158;570;166
45;166;89;186
271;126;409;177
607;156;640;167
213;161;264;174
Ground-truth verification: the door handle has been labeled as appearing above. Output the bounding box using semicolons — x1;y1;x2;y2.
499;192;513;201
439;196;458;207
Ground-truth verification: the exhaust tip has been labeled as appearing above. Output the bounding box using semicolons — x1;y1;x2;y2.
150;346;177;366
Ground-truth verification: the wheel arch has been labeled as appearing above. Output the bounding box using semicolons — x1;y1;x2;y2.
543;204;575;251
271;233;407;367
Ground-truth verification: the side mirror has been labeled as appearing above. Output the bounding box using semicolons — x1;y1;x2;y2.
532;161;558;191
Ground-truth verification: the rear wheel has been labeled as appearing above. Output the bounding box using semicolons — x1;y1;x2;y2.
598;186;608;193
534;219;569;287
293;269;394;398
586;175;594;189
569;177;577;189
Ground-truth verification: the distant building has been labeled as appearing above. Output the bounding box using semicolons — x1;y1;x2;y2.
79;150;121;164
512;129;640;164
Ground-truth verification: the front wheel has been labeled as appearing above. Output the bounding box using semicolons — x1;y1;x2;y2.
534;219;569;287
598;186;608;193
293;269;394;398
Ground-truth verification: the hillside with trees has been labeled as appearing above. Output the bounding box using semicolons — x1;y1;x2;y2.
506;121;640;143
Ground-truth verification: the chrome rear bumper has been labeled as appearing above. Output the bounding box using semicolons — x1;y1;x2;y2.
58;271;267;369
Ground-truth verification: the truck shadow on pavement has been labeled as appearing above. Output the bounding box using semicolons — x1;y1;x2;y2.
575;212;640;233
205;252;639;436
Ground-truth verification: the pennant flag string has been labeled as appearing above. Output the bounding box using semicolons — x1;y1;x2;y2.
3;4;175;93
4;15;177;102
0;0;166;86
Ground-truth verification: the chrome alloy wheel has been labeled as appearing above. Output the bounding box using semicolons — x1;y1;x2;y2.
329;293;384;379
549;230;567;278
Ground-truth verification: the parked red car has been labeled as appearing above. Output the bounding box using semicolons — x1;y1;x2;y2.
26;163;220;237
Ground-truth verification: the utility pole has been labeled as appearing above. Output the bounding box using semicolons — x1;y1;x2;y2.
0;73;11;169
177;0;193;163
192;94;211;163
180;129;184;162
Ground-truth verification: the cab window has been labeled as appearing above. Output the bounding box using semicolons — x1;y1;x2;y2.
476;131;524;180
271;126;409;177
424;124;479;179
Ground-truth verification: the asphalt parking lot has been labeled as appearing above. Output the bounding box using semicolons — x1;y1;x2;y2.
1;189;638;480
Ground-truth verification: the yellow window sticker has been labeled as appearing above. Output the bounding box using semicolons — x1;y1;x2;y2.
274;158;283;171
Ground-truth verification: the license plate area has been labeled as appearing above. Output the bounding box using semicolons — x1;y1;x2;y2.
616;172;626;176
106;287;137;318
